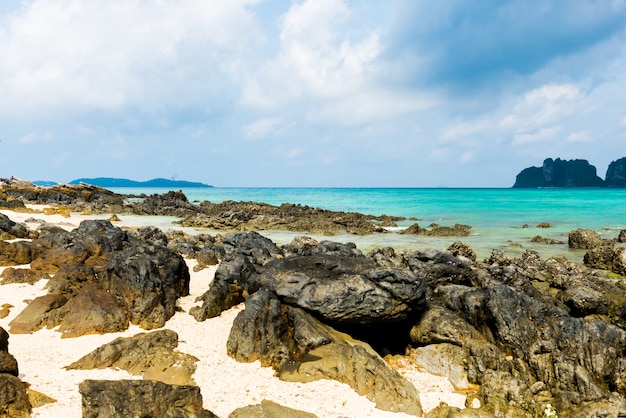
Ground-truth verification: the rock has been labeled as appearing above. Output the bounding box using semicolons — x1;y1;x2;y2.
181;200;404;236
10;220;190;335
283;236;363;258
619;230;626;243
530;236;564;245
79;379;217;418
227;289;423;415
0;374;31;418
27;389;57;408
447;241;476;262
0;213;28;239
404;249;476;288
0;240;36;266
228;400;318;418
513;158;605;188
605;157;626;187
132;190;200;217
568;228;603;249
0;326;31;418
584;245;626;276
404;344;478;392
536;222;551;228
66;329;198;385
250;255;426;325
0;268;49;285
400;223;472;237
424;403;495;417
56;282;129;338
190;253;254;321
127;226;168;247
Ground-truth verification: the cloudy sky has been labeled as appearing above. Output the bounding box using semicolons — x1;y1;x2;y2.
1;0;625;187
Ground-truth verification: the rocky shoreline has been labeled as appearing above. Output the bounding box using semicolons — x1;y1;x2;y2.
3;178;626;417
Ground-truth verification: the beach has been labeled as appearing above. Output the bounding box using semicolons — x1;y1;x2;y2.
0;206;466;417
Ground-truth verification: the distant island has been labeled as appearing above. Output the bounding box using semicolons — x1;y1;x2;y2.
513;157;626;188
32;178;213;188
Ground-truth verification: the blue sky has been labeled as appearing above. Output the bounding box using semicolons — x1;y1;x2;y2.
0;0;625;187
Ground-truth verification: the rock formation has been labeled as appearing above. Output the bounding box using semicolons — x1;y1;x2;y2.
0;327;31;418
513;158;605;188
79;380;217;418
605;157;626;187
514;156;626;188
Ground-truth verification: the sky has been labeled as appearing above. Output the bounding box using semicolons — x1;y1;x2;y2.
0;0;625;187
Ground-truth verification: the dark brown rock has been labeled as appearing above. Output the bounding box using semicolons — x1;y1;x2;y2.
79;379;216;418
447;241;477;262
0;268;49;285
228;400;318;418
569;228;603;249
227;289;422;415
66;330;198;385
0;374;31;418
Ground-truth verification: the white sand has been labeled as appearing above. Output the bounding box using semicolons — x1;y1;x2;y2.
0;206;467;417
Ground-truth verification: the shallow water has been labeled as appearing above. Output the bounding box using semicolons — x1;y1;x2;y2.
109;187;626;261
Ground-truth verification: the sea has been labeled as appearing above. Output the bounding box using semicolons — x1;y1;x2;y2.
107;187;626;263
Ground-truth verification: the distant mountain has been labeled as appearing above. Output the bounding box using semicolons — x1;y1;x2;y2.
513;157;626;188
69;177;213;188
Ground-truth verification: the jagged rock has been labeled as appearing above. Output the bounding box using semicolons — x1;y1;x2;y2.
0;327;31;418
0;268;49;285
282;236;364;258
190;253;254;321
434;283;626;414
66;329;198;385
513;158;605;188
619;230;626;243
0;214;28;239
424;403;495;417
132;190;200;217
227;289;422;415
403;248;476;288
27;389;56;408
10;220;190;335
79;380;217;418
530;236;564;245
228;400;318;418
403;344;477;392
0;240;36;266
250;254;426;325
483;249;512;266
606;157;626;187
447;241;476;262
568;228;603;249
400;223;472;237
181;200;403;236
536;222;552;228
0;374;31;418
584;245;626;276
127;226;169;247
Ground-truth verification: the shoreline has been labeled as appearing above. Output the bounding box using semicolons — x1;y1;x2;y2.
0;206;466;417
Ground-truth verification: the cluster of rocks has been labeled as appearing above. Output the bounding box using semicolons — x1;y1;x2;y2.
5;181;626;416
0;327;31;417
3;177;468;237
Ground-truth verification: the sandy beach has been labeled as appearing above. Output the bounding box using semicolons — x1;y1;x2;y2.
0;206;467;417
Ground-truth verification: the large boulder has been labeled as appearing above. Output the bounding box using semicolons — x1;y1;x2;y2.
10;220;190;336
568;228;603;249
250;254;427;325
79;380;217;418
227;289;422;415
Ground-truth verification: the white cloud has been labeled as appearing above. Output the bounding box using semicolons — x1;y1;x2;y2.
621;116;626;126
240;0;428;125
512;125;562;146
440;119;490;142
459;151;475;164
567;130;593;143
243;117;285;140
18;131;53;144
0;0;261;118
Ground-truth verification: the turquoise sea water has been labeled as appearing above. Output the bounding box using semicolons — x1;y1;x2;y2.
109;187;626;262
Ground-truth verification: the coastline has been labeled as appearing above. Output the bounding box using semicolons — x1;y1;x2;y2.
0;205;466;417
